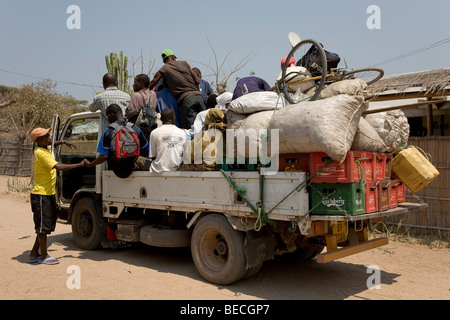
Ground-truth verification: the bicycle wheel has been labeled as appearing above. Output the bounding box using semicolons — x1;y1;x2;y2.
343;68;384;85
280;39;327;103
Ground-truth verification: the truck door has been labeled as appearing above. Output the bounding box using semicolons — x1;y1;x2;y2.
53;114;100;210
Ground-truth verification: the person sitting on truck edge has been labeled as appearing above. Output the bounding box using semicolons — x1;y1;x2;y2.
28;128;88;265
148;49;206;130
85;104;151;178
149;108;187;174
89;73;131;131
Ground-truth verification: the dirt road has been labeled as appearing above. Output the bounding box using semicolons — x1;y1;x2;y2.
0;175;449;301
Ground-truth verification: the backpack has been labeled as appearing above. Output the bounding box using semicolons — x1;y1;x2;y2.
108;122;140;161
298;45;341;77
135;92;158;134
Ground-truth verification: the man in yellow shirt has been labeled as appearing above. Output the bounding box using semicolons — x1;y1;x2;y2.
28;128;87;265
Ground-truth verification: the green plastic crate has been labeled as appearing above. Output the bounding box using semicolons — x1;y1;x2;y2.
310;183;366;216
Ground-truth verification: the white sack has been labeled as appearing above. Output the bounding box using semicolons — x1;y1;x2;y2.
228;91;286;114
267;94;368;163
319;79;368;99
351;117;388;153
364;110;410;152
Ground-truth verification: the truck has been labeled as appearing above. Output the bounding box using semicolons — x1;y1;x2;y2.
50;111;426;285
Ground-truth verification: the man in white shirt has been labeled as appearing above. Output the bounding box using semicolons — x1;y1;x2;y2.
149;108;187;174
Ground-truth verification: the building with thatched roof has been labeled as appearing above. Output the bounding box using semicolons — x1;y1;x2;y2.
367;68;450;137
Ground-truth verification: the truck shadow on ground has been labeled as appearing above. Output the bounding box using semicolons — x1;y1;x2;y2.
50;232;399;300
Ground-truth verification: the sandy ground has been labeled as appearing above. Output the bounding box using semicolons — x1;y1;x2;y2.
0;175;449;301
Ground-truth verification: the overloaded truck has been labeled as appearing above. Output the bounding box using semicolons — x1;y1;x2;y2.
51;110;426;285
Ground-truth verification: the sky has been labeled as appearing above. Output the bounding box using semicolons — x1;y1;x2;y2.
0;0;449;104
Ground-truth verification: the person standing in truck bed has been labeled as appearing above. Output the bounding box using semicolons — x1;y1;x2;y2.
149;49;206;130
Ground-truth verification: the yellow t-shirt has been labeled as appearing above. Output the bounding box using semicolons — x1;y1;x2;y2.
32;147;58;195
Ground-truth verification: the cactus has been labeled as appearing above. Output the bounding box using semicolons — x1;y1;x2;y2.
105;51;132;95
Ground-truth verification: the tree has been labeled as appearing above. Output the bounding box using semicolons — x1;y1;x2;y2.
0;80;87;139
189;35;256;94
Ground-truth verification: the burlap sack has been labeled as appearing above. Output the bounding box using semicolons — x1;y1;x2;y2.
267;94;368;163
351;117;388;153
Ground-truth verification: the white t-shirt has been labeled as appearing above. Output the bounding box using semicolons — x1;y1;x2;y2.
149;124;187;174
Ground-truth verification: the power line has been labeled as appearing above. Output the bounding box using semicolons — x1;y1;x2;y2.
370;37;450;67
0;68;102;88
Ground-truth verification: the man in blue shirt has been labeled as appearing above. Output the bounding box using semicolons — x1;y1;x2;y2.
86;104;150;178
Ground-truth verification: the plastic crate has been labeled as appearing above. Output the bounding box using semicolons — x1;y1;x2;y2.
392;179;406;203
310;183;365;216
385;153;393;179
309;151;374;184
373;153;387;181
278;153;310;172
389;181;399;209
377;180;391;212
365;181;379;214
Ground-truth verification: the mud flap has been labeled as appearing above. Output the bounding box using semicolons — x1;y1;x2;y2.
244;231;275;268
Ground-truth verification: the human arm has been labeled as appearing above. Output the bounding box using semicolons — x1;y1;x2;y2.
54;139;77;150
189;64;200;85
149;71;163;90
84;154;108;168
126;93;141;123
54;159;88;171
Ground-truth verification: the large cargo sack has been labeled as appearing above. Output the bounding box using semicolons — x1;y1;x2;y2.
227;111;274;159
225;109;247;129
351;117;388;153
267;94;368;163
228;91;286;114
319;79;367;100
364;110;410;152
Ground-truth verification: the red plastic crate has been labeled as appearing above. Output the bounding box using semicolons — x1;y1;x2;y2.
377;180;391;212
309;151;374;184
365;181;379;213
373;153;387;181
278;153;310;172
392;179;406;203
389;181;399;209
385;154;393;179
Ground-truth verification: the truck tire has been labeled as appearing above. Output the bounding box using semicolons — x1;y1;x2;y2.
140;225;192;248
71;197;103;250
191;214;247;285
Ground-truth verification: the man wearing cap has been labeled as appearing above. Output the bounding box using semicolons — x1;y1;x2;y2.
28;128;87;265
149;49;206;130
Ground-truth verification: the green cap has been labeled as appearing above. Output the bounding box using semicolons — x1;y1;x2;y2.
161;49;176;61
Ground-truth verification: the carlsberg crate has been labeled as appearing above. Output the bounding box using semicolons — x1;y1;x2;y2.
310;183;366;216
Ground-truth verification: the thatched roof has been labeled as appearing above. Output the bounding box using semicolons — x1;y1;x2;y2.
368;68;450;96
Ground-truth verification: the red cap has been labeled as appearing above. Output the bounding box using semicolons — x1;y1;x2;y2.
281;56;296;70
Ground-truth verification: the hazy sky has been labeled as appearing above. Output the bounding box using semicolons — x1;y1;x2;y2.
1;0;449;102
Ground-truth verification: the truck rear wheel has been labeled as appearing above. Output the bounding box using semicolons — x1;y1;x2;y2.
191;214;247;285
71;197;103;250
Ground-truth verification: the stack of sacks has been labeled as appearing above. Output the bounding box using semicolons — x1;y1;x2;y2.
226;91;286;129
267;93;368;163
